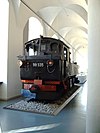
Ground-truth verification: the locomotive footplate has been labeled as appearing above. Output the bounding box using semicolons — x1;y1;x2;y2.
21;89;64;101
21;79;68;100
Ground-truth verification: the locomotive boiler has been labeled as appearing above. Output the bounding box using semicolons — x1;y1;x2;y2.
18;36;79;100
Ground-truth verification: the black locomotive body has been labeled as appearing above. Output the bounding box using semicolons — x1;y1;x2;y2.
18;36;77;100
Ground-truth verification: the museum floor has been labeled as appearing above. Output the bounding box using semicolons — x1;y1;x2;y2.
0;82;87;133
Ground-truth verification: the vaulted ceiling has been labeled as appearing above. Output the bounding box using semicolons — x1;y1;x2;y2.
20;0;88;57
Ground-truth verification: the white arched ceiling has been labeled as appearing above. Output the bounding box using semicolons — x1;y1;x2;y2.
20;0;88;58
71;38;88;48
21;0;87;12
58;27;73;38
75;42;87;50
67;4;87;23
69;36;87;45
59;26;87;37
65;28;87;41
75;45;88;60
38;7;62;27
48;8;87;33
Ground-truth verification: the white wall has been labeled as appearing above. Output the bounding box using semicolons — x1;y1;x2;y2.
0;0;8;99
6;0;43;99
7;0;23;99
87;0;100;132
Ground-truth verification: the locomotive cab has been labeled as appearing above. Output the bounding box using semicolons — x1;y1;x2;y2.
18;36;74;100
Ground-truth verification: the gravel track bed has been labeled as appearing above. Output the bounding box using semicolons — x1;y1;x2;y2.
5;100;61;115
4;85;80;115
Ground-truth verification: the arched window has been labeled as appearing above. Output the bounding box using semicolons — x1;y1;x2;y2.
28;17;43;41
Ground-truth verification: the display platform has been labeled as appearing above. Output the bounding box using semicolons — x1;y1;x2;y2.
4;85;81;116
77;73;87;84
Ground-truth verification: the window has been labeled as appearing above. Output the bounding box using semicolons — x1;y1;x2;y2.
64;48;67;60
51;43;58;53
28;17;43;41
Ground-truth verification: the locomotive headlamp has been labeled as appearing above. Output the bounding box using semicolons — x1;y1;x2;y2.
17;60;23;67
47;60;54;66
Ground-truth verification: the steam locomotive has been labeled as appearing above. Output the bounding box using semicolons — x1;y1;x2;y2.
18;36;79;100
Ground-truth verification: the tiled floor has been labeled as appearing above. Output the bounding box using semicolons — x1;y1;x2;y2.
0;82;87;133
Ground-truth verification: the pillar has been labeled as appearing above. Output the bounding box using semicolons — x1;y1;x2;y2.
87;0;100;133
71;48;75;62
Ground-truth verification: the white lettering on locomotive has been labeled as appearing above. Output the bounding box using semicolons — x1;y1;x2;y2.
33;63;44;67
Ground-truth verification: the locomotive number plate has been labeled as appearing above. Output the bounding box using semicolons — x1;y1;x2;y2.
33;62;44;67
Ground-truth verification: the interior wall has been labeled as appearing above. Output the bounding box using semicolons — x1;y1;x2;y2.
7;0;23;99
6;0;44;99
0;0;9;99
23;21;29;44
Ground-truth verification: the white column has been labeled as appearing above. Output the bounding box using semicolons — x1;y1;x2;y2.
71;48;75;62
87;0;100;133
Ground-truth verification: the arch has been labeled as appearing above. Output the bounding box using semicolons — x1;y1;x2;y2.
68;37;87;48
21;0;87;13
28;17;43;40
49;27;72;38
48;8;87;36
66;4;87;23
72;38;87;47
11;0;21;20
20;0;88;61
74;45;88;72
65;28;87;44
69;36;87;45
74;44;88;61
38;6;87;37
75;44;88;51
23;17;43;43
38;6;62;26
65;27;87;39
